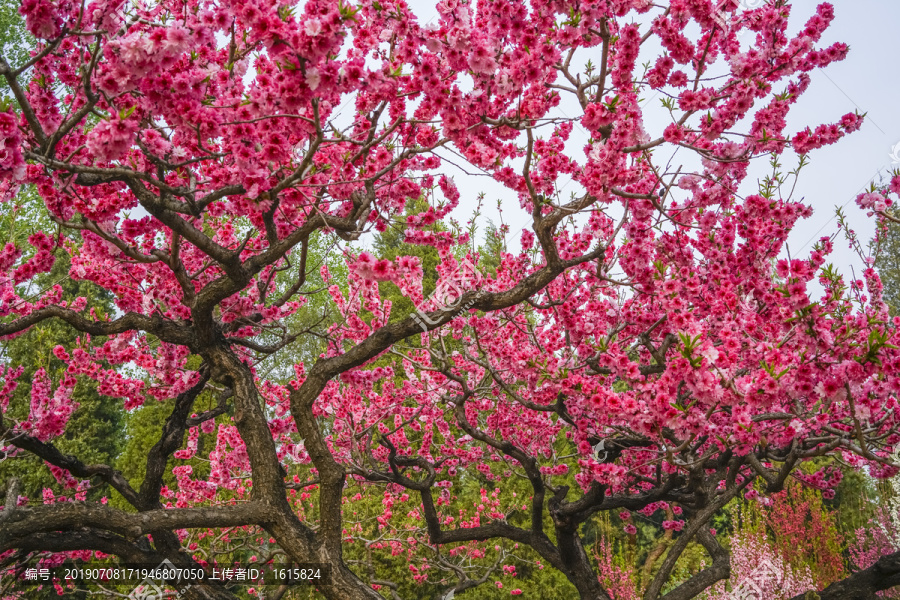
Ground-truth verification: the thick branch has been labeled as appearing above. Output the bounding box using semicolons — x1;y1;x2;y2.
788;550;900;600
0;502;273;549
656;528;730;600
0;306;194;347
3;429;140;508
139;368;212;508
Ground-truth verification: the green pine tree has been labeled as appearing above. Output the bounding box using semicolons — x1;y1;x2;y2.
875;210;900;314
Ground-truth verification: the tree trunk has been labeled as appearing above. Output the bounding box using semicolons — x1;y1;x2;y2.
558;527;614;600
788;550;900;600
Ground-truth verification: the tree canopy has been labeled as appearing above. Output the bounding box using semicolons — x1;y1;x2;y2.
2;0;900;599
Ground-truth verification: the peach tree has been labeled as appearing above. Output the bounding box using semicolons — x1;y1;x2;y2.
1;0;900;598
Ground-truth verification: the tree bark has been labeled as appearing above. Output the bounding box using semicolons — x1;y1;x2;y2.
788;550;900;600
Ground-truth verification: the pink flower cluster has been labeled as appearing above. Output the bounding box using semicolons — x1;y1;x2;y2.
24;368;76;442
856;191;892;216
791;112;862;154
85;113;138;161
0;110;25;183
19;0;63;38
98;25;191;93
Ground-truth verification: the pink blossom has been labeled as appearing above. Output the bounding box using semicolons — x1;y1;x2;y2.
304;18;322;37
86;114;138;161
0;110;25;182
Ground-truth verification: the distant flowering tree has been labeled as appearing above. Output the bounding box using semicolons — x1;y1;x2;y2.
595;534;639;600
850;506;900;599
763;483;845;586
847;446;900;598
701;528;815;600
3;0;900;599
